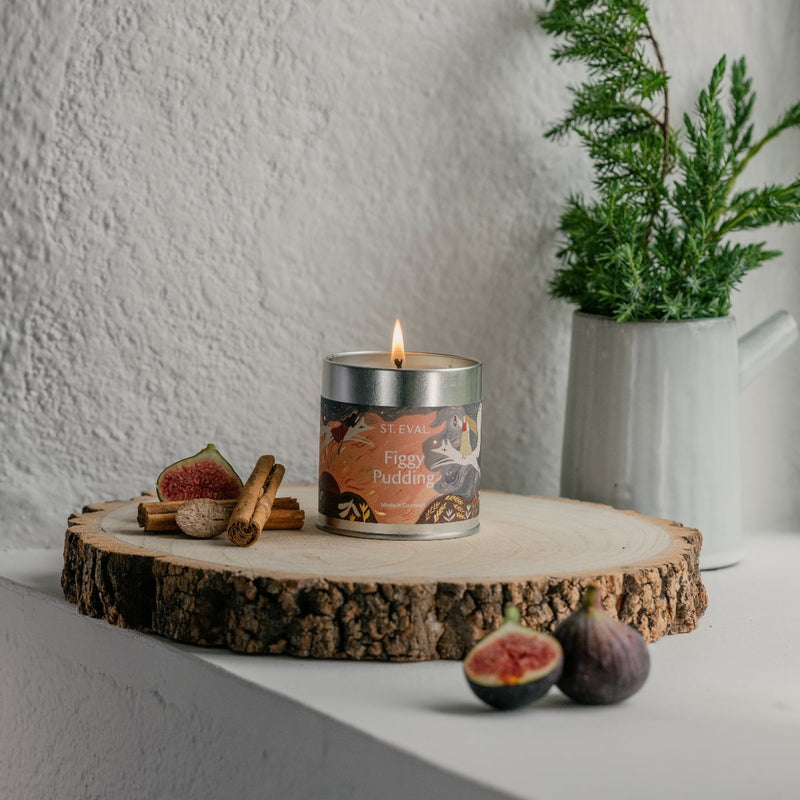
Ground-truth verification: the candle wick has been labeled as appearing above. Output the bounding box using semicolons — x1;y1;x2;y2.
394;357;403;369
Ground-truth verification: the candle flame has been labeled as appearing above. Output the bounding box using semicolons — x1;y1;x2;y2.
391;319;405;369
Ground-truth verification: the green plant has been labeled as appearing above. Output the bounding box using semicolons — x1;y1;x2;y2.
540;0;800;321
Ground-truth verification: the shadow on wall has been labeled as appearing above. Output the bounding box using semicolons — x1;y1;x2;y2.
403;1;578;496
0;1;589;550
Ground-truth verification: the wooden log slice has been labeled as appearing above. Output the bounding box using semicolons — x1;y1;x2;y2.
62;487;707;661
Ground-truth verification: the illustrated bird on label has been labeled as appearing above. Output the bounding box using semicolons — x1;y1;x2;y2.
320;411;375;453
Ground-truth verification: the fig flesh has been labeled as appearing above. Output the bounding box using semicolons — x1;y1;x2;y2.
554;585;650;705
156;443;243;501
464;606;563;710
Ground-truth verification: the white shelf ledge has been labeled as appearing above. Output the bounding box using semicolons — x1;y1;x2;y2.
2;529;800;799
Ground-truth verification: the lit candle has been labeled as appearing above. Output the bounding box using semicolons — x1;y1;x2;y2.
391;318;404;369
319;322;482;539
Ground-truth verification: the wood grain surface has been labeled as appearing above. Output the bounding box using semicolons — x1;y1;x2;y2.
62;486;707;660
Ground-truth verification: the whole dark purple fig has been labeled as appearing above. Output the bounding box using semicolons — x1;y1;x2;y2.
554;585;650;705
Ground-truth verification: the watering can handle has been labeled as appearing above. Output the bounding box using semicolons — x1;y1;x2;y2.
739;310;799;388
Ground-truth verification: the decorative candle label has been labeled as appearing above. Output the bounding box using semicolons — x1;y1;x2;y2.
319;398;481;529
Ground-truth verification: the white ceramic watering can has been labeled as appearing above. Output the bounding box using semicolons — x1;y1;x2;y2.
560;310;798;570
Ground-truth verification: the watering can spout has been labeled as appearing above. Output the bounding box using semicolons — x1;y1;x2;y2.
739;310;799;388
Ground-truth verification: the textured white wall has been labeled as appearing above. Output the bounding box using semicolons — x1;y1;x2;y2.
1;1;799;548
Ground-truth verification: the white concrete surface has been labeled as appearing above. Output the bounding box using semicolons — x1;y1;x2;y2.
3;525;800;800
1;0;799;549
0;556;511;800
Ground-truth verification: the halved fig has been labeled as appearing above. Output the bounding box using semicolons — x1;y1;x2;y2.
156;443;243;501
463;605;563;710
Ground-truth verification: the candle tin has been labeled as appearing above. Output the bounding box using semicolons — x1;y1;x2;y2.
319;352;482;539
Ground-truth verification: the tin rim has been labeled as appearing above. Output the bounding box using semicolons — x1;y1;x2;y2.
317;515;480;540
322;351;482;407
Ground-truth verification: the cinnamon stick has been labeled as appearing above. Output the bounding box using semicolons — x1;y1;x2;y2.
140;505;303;533
137;496;299;530
227;464;285;547
177;499;303;538
227;462;285;547
249;463;286;536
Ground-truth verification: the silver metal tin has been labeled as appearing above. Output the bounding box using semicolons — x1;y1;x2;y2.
322;351;482;407
319;515;480;539
319;351;482;539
